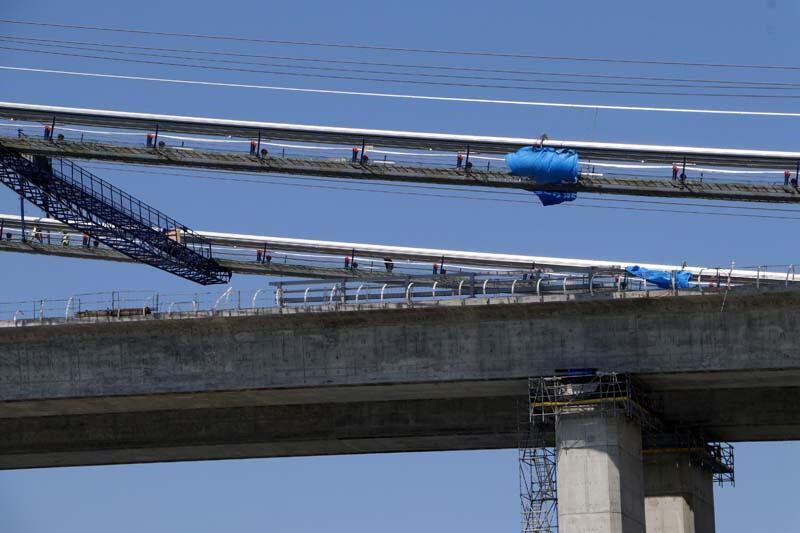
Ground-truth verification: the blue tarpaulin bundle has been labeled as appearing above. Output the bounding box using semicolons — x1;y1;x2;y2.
535;191;578;206
505;146;579;206
625;265;694;289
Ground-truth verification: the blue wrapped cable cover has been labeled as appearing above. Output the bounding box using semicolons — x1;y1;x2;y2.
505;147;579;206
625;265;694;289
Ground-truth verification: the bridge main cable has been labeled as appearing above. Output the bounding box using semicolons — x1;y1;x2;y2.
0;213;792;284
3;101;800;168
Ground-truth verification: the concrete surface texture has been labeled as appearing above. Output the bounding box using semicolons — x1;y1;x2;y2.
1;290;799;468
557;413;645;533
644;452;715;533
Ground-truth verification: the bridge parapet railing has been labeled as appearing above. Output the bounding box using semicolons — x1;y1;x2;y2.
1;267;797;326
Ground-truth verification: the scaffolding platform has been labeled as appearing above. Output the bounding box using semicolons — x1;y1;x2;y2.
520;372;734;533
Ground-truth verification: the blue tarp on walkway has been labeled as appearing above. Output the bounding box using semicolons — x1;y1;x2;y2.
505;147;579;206
625;265;694;289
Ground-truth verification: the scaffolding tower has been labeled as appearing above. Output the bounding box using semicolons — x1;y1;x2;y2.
519;372;733;533
0;144;230;285
519;382;558;533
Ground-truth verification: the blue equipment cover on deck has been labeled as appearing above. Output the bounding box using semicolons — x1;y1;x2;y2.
625;265;694;289
505;146;579;184
505;146;579;206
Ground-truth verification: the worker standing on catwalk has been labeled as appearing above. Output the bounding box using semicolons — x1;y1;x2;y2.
785;170;791;186
672;164;679;181
352;146;359;162
457;153;464;169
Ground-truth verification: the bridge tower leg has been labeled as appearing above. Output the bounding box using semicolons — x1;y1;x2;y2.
557;411;645;533
643;451;715;533
528;373;659;533
525;374;733;533
643;442;733;533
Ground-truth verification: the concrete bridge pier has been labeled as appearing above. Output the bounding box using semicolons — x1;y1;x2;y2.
556;411;646;533
643;452;715;533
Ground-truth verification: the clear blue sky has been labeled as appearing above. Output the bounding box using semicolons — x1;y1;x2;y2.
1;1;799;531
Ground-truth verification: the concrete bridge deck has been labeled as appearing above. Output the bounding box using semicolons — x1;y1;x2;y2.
1;289;798;469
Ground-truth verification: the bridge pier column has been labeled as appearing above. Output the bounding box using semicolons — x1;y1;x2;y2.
643;452;715;533
556;412;646;533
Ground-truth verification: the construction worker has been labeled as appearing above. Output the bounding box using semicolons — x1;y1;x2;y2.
679;171;687;185
158;140;166;149
384;257;394;273
344;256;350;269
44;125;52;140
260;148;268;159
432;263;439;275
672;164;678;181
56;133;64;142
61;231;70;247
352;146;359;162
361;154;369;164
32;225;42;243
82;233;90;248
465;161;473;171
250;140;257;155
456;153;464;169
146;132;154;147
256;248;263;263
785;170;791;186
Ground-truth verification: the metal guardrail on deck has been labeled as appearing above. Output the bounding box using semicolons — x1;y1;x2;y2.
2;273;796;327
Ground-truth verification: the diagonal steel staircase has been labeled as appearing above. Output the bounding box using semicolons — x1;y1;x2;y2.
0;144;230;284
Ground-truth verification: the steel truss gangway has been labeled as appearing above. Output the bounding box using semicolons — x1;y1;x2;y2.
0;146;230;284
3;137;799;204
3;102;800;169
